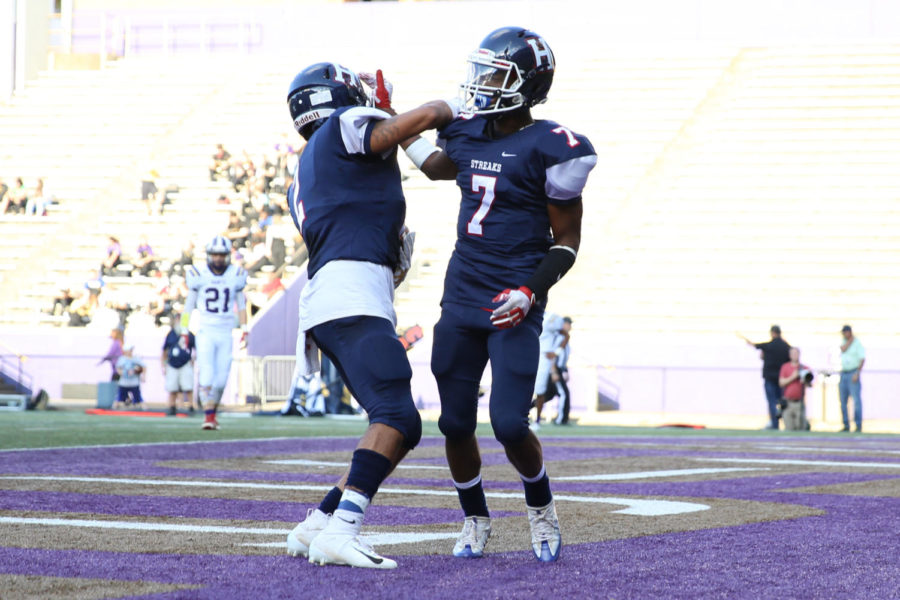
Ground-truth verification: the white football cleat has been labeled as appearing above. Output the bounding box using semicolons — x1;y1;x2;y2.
287;508;330;558
452;515;492;558
308;531;397;569
527;499;561;562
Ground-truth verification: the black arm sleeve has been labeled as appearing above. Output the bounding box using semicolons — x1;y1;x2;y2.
524;246;577;302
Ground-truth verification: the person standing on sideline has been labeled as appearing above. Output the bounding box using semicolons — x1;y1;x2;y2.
531;312;567;431
161;314;196;416
114;344;145;409
839;325;865;432
282;62;461;570
417;27;597;562
98;328;124;381
182;235;248;430
778;347;812;431
740;325;791;429
547;316;573;425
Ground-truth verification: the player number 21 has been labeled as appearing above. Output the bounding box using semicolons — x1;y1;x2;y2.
467;174;497;236
205;287;231;313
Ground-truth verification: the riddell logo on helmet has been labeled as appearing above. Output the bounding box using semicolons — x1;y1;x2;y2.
298;111;321;126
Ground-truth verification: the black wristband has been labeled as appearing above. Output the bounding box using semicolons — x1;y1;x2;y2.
524;246;577;301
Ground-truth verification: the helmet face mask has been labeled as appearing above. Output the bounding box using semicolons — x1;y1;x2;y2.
459;27;555;116
205;236;232;275
462;50;525;113
287;63;368;140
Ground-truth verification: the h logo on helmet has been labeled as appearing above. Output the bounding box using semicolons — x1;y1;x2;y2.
526;38;554;70
331;63;358;87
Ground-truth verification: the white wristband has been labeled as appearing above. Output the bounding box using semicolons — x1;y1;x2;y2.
404;137;440;169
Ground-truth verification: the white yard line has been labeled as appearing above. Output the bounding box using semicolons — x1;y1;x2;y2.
755;445;900;455
264;459;447;471
0;475;708;516
556;467;766;481
701;458;900;469
0;435;356;453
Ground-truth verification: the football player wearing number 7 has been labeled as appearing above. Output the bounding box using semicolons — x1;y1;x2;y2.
411;27;597;562
182;235;248;430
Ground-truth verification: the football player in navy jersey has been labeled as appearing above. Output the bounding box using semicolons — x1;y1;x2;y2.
283;62;461;570
411;27;598;562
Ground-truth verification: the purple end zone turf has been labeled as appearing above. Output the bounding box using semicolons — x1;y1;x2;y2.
1;436;898;599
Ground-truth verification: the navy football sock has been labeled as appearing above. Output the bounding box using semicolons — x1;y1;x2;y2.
453;474;490;517
521;465;552;508
344;448;392;500
317;486;343;515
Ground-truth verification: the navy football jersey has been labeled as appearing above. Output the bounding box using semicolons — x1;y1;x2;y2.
289;106;405;279
437;115;597;308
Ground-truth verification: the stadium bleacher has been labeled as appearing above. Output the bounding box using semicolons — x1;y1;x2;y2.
3;44;900;349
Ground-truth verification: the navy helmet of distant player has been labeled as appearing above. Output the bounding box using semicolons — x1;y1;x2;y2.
460;26;555;115
206;235;231;275
287;62;368;141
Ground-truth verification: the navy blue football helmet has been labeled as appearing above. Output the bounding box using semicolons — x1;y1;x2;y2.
287;62;368;140
460;27;555;115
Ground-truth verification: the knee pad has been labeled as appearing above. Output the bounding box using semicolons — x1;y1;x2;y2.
356;326;420;447
438;410;476;441
491;411;530;446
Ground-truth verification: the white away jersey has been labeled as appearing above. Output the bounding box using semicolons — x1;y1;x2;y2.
186;263;247;329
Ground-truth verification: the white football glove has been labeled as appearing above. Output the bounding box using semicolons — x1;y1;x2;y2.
490;286;535;329
443;97;466;120
393;227;415;288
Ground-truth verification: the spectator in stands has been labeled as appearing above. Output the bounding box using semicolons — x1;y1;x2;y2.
148;273;185;327
246;232;286;277
247;269;285;316
839;325;865;432
132;236;158;277
97;328;124;381
46;285;76;316
114;343;145;409
101;236;123;276
224;211;251;249
168;241;195;279
67;270;104;327
0;177;11;214
140;169;162;216
25;179;48;216
161;314;196;416
740;325;791;430
209;143;231;181
8;177;28;214
778;347;812;431
257;206;274;230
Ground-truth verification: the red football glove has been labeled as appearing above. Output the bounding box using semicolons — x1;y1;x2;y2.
490;286;535;329
360;70;393;110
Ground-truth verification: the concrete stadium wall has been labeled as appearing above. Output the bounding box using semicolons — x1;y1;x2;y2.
65;0;900;58
4;324;897;424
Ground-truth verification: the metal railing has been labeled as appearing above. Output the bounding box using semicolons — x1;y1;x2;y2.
0;341;33;397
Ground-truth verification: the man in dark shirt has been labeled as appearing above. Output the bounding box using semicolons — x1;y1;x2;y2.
740;325;791;429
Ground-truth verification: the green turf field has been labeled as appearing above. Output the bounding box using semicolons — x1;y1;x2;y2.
1;410;886;450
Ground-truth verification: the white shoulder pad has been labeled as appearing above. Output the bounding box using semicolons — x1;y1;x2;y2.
185;265;203;291
545;155;598;201
339;106;391;155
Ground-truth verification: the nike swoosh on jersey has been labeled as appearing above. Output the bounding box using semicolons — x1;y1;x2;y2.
501;152;517;157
